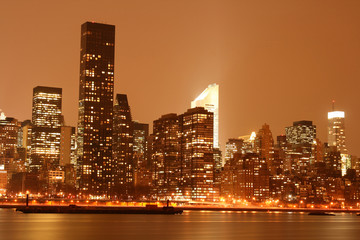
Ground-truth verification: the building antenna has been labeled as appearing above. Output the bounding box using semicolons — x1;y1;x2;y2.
332;100;335;111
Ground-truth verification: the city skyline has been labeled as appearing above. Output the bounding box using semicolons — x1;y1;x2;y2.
1;0;360;157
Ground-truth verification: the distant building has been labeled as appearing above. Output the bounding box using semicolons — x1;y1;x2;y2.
328;109;347;154
191;84;219;149
0;117;20;162
285;121;316;146
77;22;115;197
285;120;316;175
220;152;269;202
17;120;32;169
132;121;151;195
328;106;348;176
224;138;244;163
48;170;65;183
255;123;275;173
60;126;76;166
30;86;62;172
113;94;134;197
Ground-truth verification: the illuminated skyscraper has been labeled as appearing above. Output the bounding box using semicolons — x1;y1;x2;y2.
180;107;216;201
285;120;316;175
113;94;134;197
31;86;62;172
328;103;348;176
328;110;347;154
77;22;115;196
191;84;219;149
0;116;20;168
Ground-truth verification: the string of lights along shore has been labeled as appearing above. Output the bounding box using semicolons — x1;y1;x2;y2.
1;21;360;207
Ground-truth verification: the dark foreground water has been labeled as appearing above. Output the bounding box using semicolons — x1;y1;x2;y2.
1;209;360;240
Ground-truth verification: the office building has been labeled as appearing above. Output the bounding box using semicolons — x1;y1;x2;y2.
31;86;62;172
180;107;216;201
77;22;115;197
113;94;134;197
191;84;219;149
152;113;180;199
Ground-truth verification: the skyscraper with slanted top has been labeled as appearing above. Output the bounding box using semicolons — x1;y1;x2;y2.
77;22;115;197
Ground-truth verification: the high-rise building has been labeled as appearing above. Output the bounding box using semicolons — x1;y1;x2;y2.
191;84;219;149
285;121;316;175
285;121;316;146
328;108;347;154
0;117;21;178
17;120;32;169
180;107;216;201
152;113;180;199
255;123;274;168
113;94;134;197
77;22;115;197
31;86;62;172
132;121;151;192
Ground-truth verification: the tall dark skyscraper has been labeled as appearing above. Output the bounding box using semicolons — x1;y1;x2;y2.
31;86;62;172
152;113;180;199
77;22;115;197
113;94;134;198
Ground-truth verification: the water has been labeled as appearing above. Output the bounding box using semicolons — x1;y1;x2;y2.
1;209;360;240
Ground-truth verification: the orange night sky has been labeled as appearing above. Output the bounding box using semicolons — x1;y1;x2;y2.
0;0;360;155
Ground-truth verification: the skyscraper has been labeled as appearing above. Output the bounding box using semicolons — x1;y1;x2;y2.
180;107;216;201
113;94;134;197
191;84;219;149
77;22;115;197
152;113;180;199
327;103;348;176
255;123;275;172
31;86;62;172
0;117;20;171
285;120;316;175
328;110;347;154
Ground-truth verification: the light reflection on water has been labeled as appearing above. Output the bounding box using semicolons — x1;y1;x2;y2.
1;209;360;240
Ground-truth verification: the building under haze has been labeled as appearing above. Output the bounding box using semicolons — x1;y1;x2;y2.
328;110;347;154
152;113;180;199
328;106;348;176
31;86;62;172
180;107;217;201
191;84;219;149
77;22;115;197
113;94;134;198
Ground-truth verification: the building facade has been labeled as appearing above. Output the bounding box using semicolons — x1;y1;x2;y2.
77;22;115;197
113;94;134;198
31;86;62;172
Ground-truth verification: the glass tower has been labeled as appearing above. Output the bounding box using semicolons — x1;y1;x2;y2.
31;86;62;172
191;84;219;149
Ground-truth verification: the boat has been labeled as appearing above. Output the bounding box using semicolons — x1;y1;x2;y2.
308;212;335;216
16;205;183;215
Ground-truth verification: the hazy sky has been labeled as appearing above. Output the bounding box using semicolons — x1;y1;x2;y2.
1;0;359;155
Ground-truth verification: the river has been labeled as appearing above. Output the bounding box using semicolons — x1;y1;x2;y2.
1;209;359;240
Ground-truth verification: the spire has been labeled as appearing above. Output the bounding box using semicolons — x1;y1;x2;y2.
332;100;335;111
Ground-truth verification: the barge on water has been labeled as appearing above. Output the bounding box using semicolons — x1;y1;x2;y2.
16;205;183;215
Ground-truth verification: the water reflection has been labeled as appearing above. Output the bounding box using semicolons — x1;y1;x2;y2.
1;209;360;240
